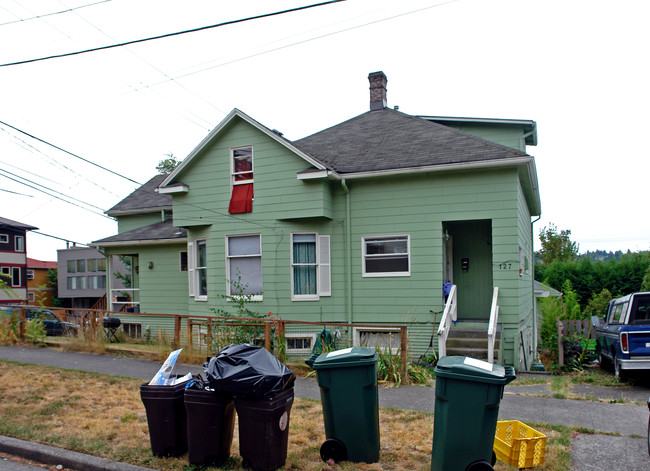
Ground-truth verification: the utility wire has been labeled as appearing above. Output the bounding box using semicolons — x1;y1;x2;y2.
0;0;345;67
31;230;89;247
0;187;32;197
0;172;112;220
0;120;141;185
0;0;111;27
0;167;107;212
137;0;458;89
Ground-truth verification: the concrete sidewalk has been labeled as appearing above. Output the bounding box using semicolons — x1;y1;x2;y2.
1;345;649;470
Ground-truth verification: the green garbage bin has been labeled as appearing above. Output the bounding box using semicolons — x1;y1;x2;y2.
431;356;515;471
313;347;380;464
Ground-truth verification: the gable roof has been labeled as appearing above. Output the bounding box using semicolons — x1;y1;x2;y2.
293;108;530;174
159;109;327;190
92;219;186;247
107;175;172;216
0;216;38;231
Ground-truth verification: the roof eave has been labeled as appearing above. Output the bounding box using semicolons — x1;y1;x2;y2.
91;237;187;248
419;115;538;146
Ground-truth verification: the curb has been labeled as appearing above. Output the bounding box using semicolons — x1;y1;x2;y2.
0;436;156;471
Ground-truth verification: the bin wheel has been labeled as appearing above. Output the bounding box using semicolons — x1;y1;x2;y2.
320;438;347;463
465;460;493;471
491;450;497;466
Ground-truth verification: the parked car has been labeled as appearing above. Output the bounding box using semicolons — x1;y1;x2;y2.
593;292;650;381
0;305;78;336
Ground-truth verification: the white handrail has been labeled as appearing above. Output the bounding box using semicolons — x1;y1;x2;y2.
487;287;499;364
110;288;140;305
437;284;457;358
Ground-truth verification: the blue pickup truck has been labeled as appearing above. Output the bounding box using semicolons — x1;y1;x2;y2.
593;292;650;381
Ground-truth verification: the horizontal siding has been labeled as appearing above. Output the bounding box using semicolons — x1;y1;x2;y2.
118;213;163;233
125;118;540;365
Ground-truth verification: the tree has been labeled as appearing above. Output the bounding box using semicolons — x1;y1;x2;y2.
536;223;579;265
156;153;180;174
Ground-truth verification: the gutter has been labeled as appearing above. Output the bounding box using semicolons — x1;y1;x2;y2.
341;179;352;325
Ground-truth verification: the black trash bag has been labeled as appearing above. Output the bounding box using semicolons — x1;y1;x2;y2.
204;344;295;399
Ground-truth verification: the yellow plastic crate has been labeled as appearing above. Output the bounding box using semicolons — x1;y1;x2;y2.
494;420;546;469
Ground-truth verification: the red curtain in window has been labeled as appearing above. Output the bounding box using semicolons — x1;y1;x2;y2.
228;183;253;213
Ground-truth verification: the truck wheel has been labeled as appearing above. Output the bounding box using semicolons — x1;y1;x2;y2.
597;348;609;370
613;353;626;382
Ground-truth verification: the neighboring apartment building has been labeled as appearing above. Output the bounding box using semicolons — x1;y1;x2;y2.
57;246;130;310
0;217;37;304
26;258;57;306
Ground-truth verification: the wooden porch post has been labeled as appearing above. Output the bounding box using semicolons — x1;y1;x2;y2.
18;306;26;340
400;326;408;380
265;322;271;352
173;316;181;349
187;319;193;351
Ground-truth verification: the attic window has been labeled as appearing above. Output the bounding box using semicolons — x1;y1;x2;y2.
232;147;253;183
229;146;253;213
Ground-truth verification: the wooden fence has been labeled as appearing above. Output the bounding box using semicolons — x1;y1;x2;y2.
8;305;409;377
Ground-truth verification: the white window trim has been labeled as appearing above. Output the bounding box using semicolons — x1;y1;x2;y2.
290;233;331;301
353;326;401;354
194;239;208;301
285;333;317;354
15;235;24;252
226;233;263;302
362;234;411;277
187;242;195;297
27;292;35;302
230;146;254;189
0;234;8;243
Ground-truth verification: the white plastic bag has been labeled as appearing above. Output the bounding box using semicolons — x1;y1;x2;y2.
149;348;183;385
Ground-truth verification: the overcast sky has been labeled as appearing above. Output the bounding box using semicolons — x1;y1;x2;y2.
1;0;648;261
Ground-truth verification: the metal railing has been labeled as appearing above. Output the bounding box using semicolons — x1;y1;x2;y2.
487;286;500;364
437;284;457;358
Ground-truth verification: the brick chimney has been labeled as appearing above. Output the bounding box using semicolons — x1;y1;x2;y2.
368;71;387;111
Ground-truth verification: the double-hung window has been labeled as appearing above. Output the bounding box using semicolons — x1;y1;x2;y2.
15;236;24;252
187;240;208;300
291;233;331;300
229;146;254;214
11;267;20;287
362;235;410;277
226;234;262;299
195;240;208;299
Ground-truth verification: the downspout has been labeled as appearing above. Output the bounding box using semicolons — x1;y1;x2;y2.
341;179;352;325
531;215;541;358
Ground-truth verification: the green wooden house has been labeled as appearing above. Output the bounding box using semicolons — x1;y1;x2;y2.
93;72;541;368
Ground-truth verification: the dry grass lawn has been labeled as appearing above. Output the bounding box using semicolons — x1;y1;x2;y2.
0;360;570;470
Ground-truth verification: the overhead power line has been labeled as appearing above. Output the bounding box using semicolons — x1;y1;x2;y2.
0;0;111;27
32;230;90;248
0;120;141;185
0;171;112;220
0;0;346;68
0;167;107;212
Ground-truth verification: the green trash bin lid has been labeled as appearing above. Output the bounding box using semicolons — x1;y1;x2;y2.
312;347;378;369
434;356;515;385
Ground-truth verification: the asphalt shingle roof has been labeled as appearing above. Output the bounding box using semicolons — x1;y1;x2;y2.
92;219;186;245
107;175;171;215
294;108;529;174
0;217;38;231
